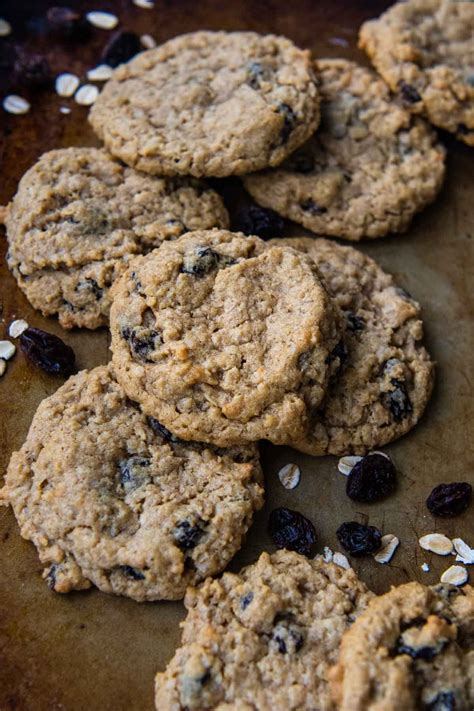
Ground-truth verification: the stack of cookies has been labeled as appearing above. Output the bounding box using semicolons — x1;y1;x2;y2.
1;2;474;708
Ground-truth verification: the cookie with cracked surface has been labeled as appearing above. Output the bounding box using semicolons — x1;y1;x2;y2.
89;31;320;178
155;549;374;710
3;147;228;329
330;581;474;711
359;0;474;146
109;229;343;447
0;365;263;601
270;237;434;455
244;59;445;241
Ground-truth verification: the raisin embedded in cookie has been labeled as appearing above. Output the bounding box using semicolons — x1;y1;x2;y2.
3;147;229;329
0;365;264;601
155;549;374;710
330;581;474;711
244;59;445;241
109;229;343;447
270;237;434;455
359;0;474;146
89;31;320;177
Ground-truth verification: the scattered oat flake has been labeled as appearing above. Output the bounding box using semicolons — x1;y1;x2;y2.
8;319;28;339
333;552;350;570
421;563;430;572
87;64;114;81
452;538;474;565
55;73;80;97
86;11;118;29
75;84;99;106
373;534;400;564
440;565;468;586
3;95;30;114
0;341;15;360
59;106;71;114
140;33;156;49
322;546;333;563
133;0;154;7
419;533;453;556
277;463;301;490
0;360;6;376
338;455;362;476
0;18;11;36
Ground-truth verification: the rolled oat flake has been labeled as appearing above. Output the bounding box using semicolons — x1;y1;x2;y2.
86;11;119;30
75;84;99;106
277;463;301;490
440;565;468;586
3;95;30;114
55;73;80;97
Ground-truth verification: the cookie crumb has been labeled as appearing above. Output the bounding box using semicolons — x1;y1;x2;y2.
333;552;350;570
440;565;468;586
140;34;156;49
419;533;453;556
338;455;362;476
55;73;80;97
373;534;399;564
75;84;99;106
277;463;301;490
8;319;29;338
3;95;30;115
421;563;430;572
0;341;16;360
86;11;118;30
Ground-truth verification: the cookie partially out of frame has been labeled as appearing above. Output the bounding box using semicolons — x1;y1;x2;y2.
271;237;434;456
330;581;474;711
0;365;264;601
244;59;445;241
359;0;474;146
3;147;228;329
109;229;343;448
89;31;320;177
155;550;374;710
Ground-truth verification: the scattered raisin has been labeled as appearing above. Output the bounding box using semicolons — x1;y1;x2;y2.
47;6;89;38
346;312;365;332
233;205;284;239
383;378;413;422
398;80;421;104
426;691;457;711
102;30;142;67
20;327;76;377
300;198;327;215
14;53;52;87
173;519;206;550
277;103;297;144
346;453;397;503
426;482;472;517
336;521;382;556
268;507;317;557
147;416;177;443
120;565;145;580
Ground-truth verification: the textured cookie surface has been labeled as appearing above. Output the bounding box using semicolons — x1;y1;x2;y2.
271;237;434;455
244;59;445;241
109;230;342;447
0;365;263;601
89;31;320;177
4;147;228;329
330;582;474;711
359;0;474;146
155;549;374;710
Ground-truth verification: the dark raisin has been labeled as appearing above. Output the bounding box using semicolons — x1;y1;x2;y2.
45;564;58;590
20;327;76;377
121;326;161;362
118;456;151;492
247;61;268;89
398;80;422;104
240;592;254;610
346;453;397;503
47;6;89;38
173;519;205;550
102;31;142;67
14;53;52;87
181;246;234;276
396;636;448;660
383;378;413;421
233;205;284;239
277;103;297;144
271;617;305;654
426;482;472;517
287;151;315;174
268;508;317;557
300;198;327;215
346;312;365;332
76;278;103;299
426;691;457;711
120;565;145;580
457;123;472;136
336;521;382;556
327;339;348;368
147;416;177;443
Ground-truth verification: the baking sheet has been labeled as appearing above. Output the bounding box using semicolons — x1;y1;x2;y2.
1;1;473;708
